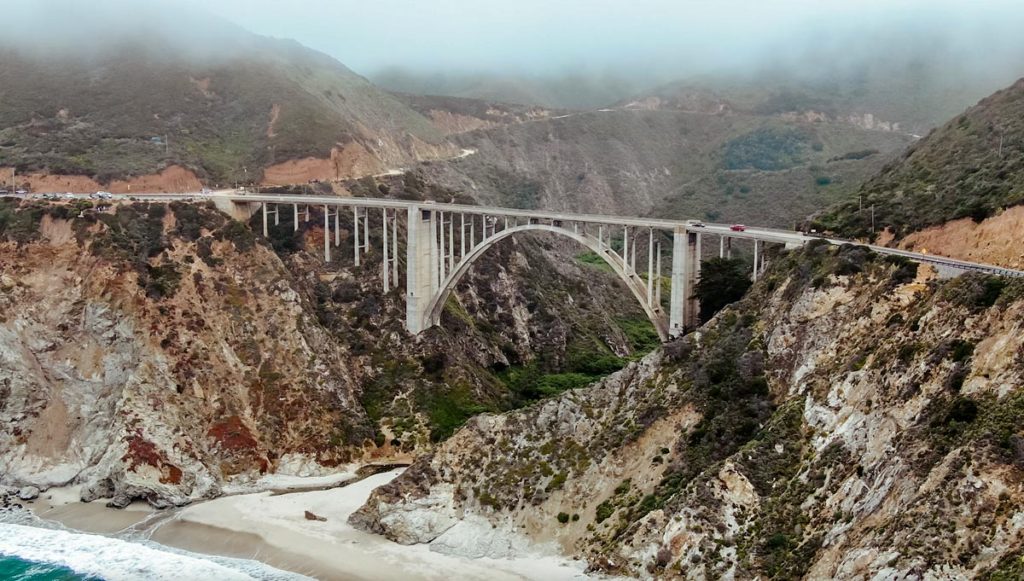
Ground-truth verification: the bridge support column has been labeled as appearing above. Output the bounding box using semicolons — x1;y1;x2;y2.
407;206;436;334
294;204;299;231
646;229;654;305
448;213;455;274
383;209;390;292
753;240;760;282
323;205;330;262
623;227;629;272
655;242;662;307
353;207;360;265
669;228;701;337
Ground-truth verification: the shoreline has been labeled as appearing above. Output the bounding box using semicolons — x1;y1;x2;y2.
25;469;593;581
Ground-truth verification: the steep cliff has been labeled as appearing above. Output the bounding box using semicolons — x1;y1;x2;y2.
0;195;656;507
353;242;1024;578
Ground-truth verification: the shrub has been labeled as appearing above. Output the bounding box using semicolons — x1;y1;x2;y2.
694;258;752;323
722;127;809;171
556;512;570;524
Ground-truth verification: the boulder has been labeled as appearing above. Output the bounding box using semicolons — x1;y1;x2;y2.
17;486;40;501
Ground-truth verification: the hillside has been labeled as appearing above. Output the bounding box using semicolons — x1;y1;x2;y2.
354;243;1024;579
373;69;649;110
624;71;999;138
416;108;911;229
0;18;452;190
815;78;1024;267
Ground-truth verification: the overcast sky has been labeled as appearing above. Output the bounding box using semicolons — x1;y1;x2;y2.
4;0;1023;83
189;0;1024;79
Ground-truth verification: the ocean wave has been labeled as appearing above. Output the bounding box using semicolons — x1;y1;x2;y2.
0;524;309;581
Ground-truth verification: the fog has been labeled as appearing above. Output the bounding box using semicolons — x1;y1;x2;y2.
200;0;1024;83
3;0;1024;107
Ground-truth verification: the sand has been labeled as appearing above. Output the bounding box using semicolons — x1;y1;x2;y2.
30;470;593;581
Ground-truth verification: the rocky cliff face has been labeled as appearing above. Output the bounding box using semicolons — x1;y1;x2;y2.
0;196;655;507
352;242;1024;578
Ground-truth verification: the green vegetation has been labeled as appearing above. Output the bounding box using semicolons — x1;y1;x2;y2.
500;360;622;405
575;251;615;273
920;390;1024;470
829;149;879;162
722;127;810;171
0;198;47;244
940;273;1012;311
616;317;660;353
693;258;753;323
421;382;491;442
817;80;1024;239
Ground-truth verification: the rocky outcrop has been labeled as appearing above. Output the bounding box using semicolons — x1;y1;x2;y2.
353;242;1024;578
0;196;653;507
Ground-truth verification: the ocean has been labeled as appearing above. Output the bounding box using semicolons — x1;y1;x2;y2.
0;523;309;581
0;555;94;580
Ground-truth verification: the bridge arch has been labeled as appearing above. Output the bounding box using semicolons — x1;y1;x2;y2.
421;223;669;341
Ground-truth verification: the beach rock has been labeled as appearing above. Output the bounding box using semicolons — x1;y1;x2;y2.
17;486;39;501
304;510;327;522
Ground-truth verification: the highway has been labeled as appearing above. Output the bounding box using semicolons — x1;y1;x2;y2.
9;190;1024;279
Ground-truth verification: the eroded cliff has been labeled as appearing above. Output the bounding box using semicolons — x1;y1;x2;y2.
0;197;655;507
353;242;1024;579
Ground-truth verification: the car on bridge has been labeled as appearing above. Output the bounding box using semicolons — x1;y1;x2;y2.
730;224;747;232
686;220;706;228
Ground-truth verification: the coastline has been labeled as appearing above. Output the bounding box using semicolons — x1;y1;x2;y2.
26;469;593;580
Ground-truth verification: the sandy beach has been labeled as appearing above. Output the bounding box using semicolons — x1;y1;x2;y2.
29;469;593;580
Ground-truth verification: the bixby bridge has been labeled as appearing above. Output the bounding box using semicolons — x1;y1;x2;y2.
125;192;1024;341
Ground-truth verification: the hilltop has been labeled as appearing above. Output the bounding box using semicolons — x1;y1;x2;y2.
0;11;452;190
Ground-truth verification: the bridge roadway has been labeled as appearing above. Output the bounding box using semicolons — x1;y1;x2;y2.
124;191;1023;279
61;190;1024;339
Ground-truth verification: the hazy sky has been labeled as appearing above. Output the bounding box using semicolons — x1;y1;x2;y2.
4;0;1024;83
190;0;1024;78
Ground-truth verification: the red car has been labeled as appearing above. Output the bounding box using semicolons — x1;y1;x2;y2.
730;224;747;232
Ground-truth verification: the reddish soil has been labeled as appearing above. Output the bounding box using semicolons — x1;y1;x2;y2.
899;205;1024;269
207;415;259;451
261;143;383;186
4;165;203;194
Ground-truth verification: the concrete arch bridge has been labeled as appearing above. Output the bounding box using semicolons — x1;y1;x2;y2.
198;193;1024;341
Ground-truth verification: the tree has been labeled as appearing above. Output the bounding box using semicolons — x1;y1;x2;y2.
694;258;752;323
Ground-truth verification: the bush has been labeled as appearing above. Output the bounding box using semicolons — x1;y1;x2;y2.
694;258;752;323
722;127;809;171
556;512;570;524
946;397;979;423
